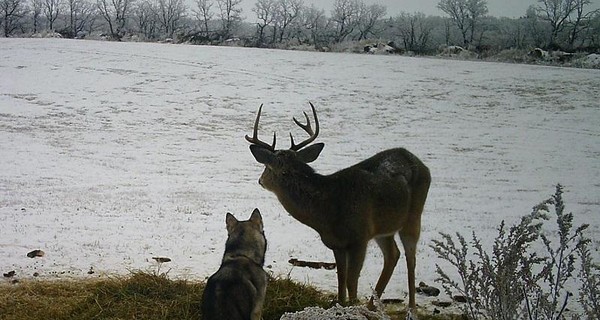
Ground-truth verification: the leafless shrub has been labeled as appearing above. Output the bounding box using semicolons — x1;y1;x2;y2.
431;185;594;320
577;236;600;319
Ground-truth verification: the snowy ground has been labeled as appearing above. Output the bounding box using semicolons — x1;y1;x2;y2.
1;38;599;306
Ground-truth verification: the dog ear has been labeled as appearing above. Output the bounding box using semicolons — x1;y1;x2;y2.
226;212;238;233
250;208;263;232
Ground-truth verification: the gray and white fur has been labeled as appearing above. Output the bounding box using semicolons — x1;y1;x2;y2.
201;208;268;320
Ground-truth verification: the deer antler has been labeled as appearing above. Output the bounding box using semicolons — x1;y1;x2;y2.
245;104;276;151
290;102;319;151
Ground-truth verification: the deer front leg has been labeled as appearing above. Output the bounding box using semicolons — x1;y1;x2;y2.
333;249;348;304
346;243;368;304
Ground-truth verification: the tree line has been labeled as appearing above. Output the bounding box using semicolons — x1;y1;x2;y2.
1;0;599;54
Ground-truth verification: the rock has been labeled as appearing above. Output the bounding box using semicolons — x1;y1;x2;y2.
416;282;440;296
453;295;471;303
27;250;45;258
3;270;16;278
432;300;452;308
584;53;600;68
382;298;404;304
528;48;548;60
288;258;336;270
441;45;465;55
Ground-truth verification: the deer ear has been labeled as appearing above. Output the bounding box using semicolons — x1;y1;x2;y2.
226;212;238;233
297;143;324;163
250;145;275;164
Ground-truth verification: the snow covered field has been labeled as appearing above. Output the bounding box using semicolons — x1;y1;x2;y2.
1;38;599;303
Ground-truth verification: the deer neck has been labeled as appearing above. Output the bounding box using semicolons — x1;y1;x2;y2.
273;171;330;231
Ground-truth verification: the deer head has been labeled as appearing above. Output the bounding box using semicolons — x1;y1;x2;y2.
246;103;324;191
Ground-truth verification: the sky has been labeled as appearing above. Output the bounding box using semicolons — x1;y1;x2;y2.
238;0;557;20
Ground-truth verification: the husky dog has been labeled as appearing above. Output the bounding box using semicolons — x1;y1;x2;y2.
201;209;268;320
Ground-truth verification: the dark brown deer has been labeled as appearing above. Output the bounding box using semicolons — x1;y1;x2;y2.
246;103;430;309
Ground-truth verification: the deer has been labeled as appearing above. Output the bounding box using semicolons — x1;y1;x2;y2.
245;103;431;310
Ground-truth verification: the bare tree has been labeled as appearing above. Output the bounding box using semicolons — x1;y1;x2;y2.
216;0;241;40
466;0;487;46
537;0;574;47
1;0;27;36
43;0;61;31
155;0;185;38
193;0;212;36
253;0;276;45
583;9;600;47
438;0;487;46
300;3;328;47
495;16;528;49
566;0;599;48
331;0;360;43
65;0;95;37
355;2;385;40
97;0;133;39
396;12;434;53
134;0;158;39
535;0;577;48
437;0;468;45
31;0;43;33
442;16;452;45
525;5;549;47
272;0;302;43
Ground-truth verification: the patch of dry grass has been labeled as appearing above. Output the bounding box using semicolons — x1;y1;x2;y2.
0;271;463;319
0;271;203;320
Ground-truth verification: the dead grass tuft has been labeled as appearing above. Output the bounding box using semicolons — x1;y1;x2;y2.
0;271;463;319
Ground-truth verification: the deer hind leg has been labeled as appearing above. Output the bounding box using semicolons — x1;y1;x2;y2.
399;216;421;310
333;249;348;304
373;235;400;299
401;171;429;310
346;243;368;304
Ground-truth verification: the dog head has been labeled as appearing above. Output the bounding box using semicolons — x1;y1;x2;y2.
224;208;267;266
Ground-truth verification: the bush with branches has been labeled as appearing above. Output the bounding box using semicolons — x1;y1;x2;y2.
431;184;599;319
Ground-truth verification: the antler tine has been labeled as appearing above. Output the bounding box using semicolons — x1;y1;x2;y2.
290;102;319;151
245;104;276;150
293;111;313;135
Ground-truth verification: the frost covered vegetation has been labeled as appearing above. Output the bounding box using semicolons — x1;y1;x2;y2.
431;185;600;320
1;0;600;67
